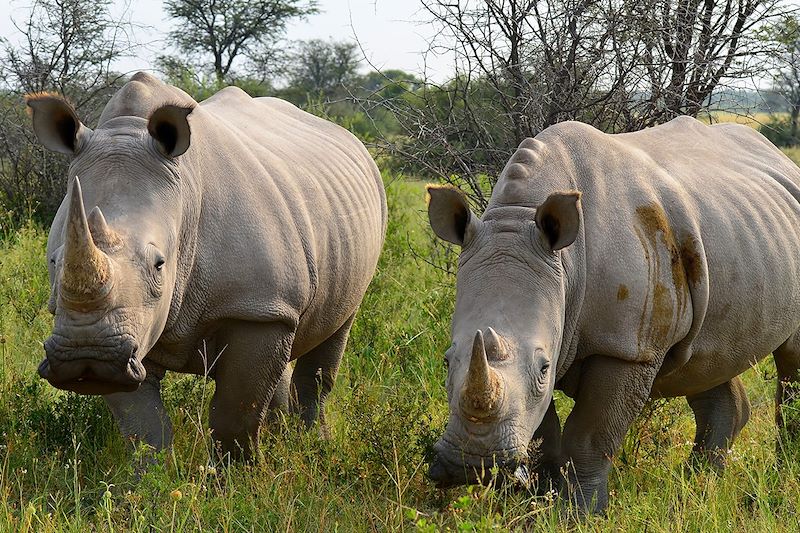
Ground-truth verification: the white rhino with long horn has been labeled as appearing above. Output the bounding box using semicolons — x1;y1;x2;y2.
28;72;386;458
426;117;800;513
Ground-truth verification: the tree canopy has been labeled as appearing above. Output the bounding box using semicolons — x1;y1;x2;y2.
164;0;318;83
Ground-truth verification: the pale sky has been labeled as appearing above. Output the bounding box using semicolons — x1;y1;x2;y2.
0;0;453;80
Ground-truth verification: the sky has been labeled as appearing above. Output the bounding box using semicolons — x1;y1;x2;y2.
0;0;454;80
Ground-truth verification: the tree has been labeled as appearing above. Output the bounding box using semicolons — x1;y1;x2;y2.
155;54;275;102
357;69;423;98
629;0;791;122
0;0;137;221
376;0;645;208
1;0;136;110
370;0;792;210
163;0;318;84
288;39;360;98
762;15;800;144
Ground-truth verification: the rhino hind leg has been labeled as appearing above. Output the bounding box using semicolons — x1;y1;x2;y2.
266;363;293;421
290;313;356;437
774;338;800;459
686;377;750;471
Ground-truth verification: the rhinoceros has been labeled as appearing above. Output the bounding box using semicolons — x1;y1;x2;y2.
27;72;386;458
425;116;800;512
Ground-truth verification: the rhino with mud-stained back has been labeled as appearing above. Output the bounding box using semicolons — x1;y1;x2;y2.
426;117;800;513
27;72;386;458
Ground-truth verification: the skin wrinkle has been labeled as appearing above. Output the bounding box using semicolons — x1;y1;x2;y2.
51;314;140;345
54;294;141;316
75;135;183;190
48;332;134;350
160;157;201;339
439;440;524;464
195;118;321;336
94;318;141;340
440;420;529;458
464;235;554;287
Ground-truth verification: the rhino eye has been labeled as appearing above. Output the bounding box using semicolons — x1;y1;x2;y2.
535;356;550;389
154;257;165;271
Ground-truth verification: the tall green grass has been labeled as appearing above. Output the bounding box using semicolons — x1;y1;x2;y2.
0;176;798;531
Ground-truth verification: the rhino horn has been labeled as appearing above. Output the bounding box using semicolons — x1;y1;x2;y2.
461;330;503;417
61;177;113;301
484;327;507;361
87;206;122;251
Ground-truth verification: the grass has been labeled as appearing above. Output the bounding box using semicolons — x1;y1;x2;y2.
0;175;799;531
704;111;779;129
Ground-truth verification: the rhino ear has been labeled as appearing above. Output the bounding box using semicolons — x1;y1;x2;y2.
25;93;90;155
148;104;193;158
426;184;478;246
535;191;582;251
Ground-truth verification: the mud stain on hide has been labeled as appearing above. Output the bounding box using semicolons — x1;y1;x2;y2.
680;235;702;285
635;204;688;298
651;282;673;345
617;284;629;301
634;203;692;355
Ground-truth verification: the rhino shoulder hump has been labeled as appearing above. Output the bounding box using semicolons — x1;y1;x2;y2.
98;73;196;125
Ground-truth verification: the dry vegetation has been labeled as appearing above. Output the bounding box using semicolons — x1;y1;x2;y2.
706;112;779;128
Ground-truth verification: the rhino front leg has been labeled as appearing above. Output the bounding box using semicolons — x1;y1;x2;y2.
686;376;750;470
560;355;657;514
528;398;562;495
104;362;173;452
209;321;294;460
290;313;355;436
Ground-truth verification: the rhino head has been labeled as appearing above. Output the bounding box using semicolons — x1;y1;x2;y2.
27;93;194;395
425;185;581;487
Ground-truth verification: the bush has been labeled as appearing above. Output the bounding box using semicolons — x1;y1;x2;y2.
758;114;799;147
0;376;114;453
0;95;71;223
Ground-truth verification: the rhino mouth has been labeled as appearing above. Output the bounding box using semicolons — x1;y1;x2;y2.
38;346;146;395
428;441;527;488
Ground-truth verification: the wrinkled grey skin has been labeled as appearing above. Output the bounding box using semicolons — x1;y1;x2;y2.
427;117;800;513
28;72;386;458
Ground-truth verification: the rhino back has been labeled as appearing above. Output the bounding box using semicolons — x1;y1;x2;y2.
167;86;386;359
491;117;800;396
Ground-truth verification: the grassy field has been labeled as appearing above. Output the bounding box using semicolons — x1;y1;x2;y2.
705;111;777;128
1;173;800;532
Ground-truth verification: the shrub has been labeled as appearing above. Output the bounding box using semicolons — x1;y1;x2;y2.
758;115;799;147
